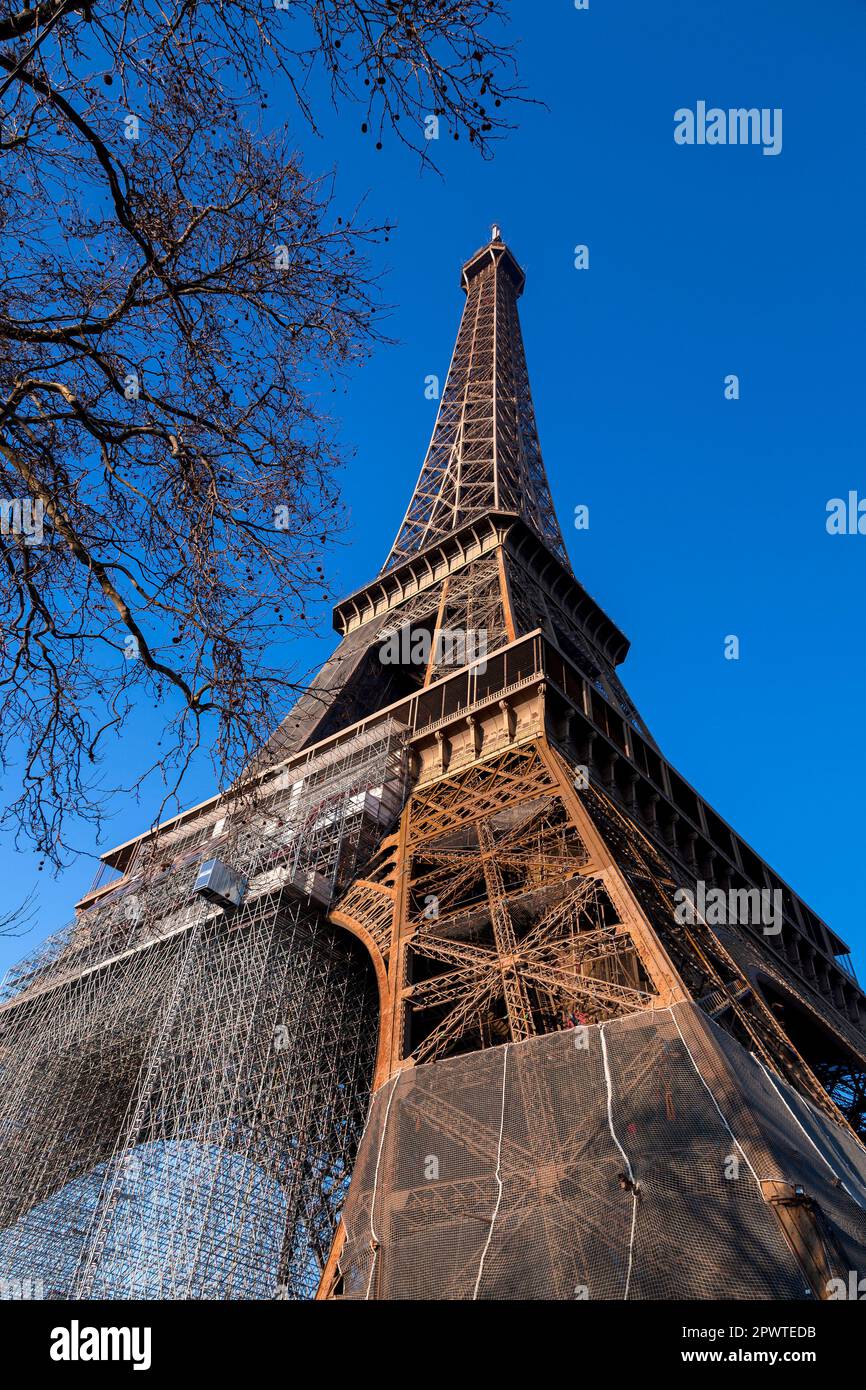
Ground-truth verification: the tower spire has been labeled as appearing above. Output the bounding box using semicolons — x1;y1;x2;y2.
382;232;571;573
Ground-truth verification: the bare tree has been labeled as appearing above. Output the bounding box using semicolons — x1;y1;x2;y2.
0;1;519;868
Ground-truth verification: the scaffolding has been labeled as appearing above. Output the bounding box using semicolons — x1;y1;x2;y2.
0;718;409;1299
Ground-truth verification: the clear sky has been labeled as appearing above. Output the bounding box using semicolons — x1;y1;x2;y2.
2;0;865;982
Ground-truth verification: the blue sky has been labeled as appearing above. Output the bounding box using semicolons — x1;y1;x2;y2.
2;0;865;980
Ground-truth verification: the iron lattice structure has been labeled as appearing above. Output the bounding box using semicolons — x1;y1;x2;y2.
383;234;570;572
2;231;866;1302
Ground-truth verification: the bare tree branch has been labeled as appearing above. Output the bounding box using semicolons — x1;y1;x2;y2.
0;887;39;937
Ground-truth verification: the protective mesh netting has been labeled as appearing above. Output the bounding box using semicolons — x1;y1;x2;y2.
706;1020;866;1275
338;1002;866;1299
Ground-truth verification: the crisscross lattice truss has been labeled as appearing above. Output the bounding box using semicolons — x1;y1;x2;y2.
333;742;664;1081
405;804;653;1065
383;239;569;571
331;736;855;1138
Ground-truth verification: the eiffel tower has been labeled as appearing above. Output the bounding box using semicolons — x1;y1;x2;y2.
307;229;866;1300
1;229;865;1303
